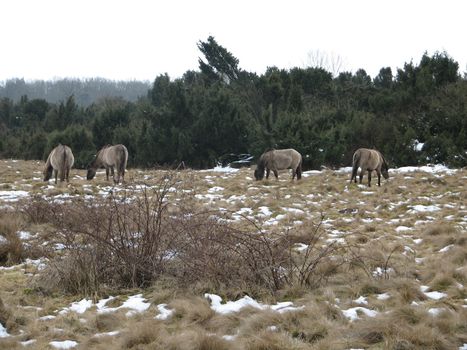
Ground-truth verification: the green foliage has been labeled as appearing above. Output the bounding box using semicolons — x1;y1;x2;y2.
197;36;240;83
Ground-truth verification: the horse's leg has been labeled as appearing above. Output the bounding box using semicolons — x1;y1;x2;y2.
105;167;110;181
66;167;70;182
359;169;364;184
273;169;279;179
376;169;381;186
54;169;58;184
266;168;270;179
111;166;116;183
292;168;296;180
368;170;372;187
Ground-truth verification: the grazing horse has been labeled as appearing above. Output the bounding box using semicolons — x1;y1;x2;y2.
87;144;128;184
43;144;74;184
350;148;389;187
254;148;302;181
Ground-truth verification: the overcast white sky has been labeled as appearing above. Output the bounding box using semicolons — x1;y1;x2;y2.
1;0;466;82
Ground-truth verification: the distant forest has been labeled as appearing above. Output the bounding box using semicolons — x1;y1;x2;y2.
0;36;466;169
0;78;150;106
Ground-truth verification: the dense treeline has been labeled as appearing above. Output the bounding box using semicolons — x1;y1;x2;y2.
0;37;466;169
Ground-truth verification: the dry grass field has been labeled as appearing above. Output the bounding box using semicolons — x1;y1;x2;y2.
0;159;466;350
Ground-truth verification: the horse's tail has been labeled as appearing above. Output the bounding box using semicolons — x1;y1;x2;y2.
351;150;360;182
296;156;302;180
119;145;128;181
60;145;67;182
43;151;53;181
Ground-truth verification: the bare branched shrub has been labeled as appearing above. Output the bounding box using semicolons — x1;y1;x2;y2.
171;212;293;292
0;296;12;327
41;173;184;294
32;171;353;296
20;195;59;224
283;218;347;289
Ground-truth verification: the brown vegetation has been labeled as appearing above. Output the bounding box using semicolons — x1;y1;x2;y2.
0;161;466;349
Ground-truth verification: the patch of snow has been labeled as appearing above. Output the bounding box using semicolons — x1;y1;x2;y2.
20;339;37;346
202;166;239;173
18;231;35;240
396;226;412;232
264;218;279;226
353;296;368;305
24;258;47;270
195;194;223;201
59;299;93;315
372;267;394;277
0;322;10;338
408;204;441;213
222;334;237;341
420;286;447;300
336;167;352;173
295;243;309;252
376;293;391;301
94;330;120;337
413;238;423;244
0;190;29;202
428;307;445;316
257;206;272;217
439;244;454;253
39;315;56;321
341;307;378;321
228;194;246;202
391;164;456;174
282;207;305;215
205;294;303;315
49;340;78;349
155;304;173;320
208;186;224;193
97;294;150;316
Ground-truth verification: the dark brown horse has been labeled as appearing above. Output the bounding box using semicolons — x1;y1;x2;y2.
86;144;128;184
254;148;302;181
350;148;389;187
43;144;74;184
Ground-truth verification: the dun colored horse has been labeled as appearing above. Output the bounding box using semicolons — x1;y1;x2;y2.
350;148;389;187
254;148;302;181
87;144;128;184
43;144;74;184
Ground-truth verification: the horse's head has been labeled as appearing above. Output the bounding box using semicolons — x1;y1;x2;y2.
86;167;96;180
43;166;52;181
254;166;265;180
382;161;389;179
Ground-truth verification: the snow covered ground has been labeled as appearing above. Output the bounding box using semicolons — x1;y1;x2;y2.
0;160;465;348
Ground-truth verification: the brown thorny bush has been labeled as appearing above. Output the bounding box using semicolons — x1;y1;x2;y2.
24;172;350;296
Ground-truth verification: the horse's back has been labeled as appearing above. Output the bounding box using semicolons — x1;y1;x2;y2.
54;145;74;166
271;148;301;169
353;148;383;169
102;144;128;167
